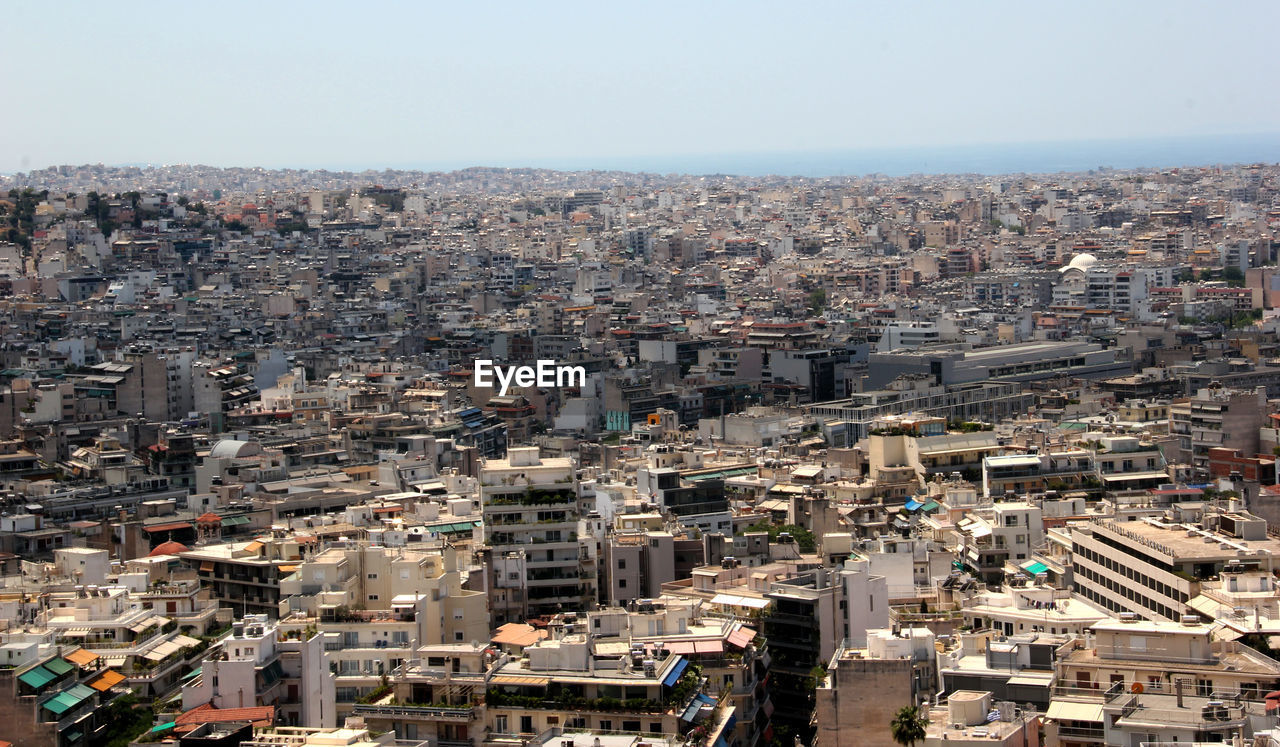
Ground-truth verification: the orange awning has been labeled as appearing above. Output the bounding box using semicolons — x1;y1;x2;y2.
89;670;126;691
64;649;99;667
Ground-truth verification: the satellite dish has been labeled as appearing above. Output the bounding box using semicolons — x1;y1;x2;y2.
471;639;480;650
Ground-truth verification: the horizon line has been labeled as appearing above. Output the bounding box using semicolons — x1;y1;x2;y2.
6;131;1280;181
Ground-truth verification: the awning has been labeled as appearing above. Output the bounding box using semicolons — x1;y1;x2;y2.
58;628;91;638
726;627;756;649
489;675;550;687
182;667;202;682
18;666;56;690
43;659;74;676
661;641;697;655
709;593;770;609
172;634;201;648
694;640;724;654
1006;674;1053;687
43;692;81;715
1023;562;1049;576
199;561;215;572
129;616;165;634
221;515;251;527
88;670;126;692
144;522;192;533
43;685;94;716
662;656;689;687
1045;701;1104;722
904;499;923;511
64;649;99;667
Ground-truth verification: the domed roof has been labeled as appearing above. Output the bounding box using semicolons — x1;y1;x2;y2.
196;512;222;525
1061;253;1098;273
209;439;264;459
148;540;189;557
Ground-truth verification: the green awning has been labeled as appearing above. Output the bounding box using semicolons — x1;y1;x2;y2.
921;501;940;512
150;722;177;734
1024;561;1049;576
67;684;96;701
181;666;202;682
18;666;56;690
43;658;75;676
43;692;81;715
439;522;478;534
221;515;251;527
683;466;759;482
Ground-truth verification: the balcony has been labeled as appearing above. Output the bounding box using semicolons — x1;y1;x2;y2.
1054;723;1105;741
351;702;475;722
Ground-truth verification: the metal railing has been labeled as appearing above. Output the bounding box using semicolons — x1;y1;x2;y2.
351;703;475;721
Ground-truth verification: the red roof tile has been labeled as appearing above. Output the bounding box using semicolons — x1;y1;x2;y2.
175;703;275;733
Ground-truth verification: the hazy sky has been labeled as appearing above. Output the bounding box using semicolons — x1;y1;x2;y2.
4;0;1278;173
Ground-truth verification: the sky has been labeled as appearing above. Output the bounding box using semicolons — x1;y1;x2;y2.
3;0;1279;174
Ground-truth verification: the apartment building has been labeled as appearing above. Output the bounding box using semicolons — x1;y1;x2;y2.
1065;510;1280;622
182;614;335;729
1045;617;1280;747
813;630;936;747
276;542;488;716
1176;385;1269;476
481;447;599;623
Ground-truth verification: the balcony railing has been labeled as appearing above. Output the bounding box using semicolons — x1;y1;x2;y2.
1055;724;1105;740
351;703;475;722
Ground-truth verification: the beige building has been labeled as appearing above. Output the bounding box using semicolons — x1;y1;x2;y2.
277;541;488;715
1067;510;1280;622
814;630;936;747
480;447;599;623
924;691;1041;747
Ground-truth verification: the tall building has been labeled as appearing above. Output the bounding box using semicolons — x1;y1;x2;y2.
481;447;599;623
181;614;335;729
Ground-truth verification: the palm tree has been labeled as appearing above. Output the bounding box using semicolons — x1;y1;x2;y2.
890;705;929;747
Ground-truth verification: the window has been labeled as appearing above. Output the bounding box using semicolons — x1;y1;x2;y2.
495;716;508;733
455;631;464;641
520;716;533;734
618;559;626;570
368;594;378;601
367;573;378;580
619;579;627;589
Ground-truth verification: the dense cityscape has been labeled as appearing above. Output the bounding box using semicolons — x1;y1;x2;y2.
0;158;1278;747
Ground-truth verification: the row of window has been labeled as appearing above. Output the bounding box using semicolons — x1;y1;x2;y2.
1073;567;1180;621
1073;542;1189;603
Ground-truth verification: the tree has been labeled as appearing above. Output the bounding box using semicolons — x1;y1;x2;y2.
808;288;826;315
890;705;929;747
744;520;817;553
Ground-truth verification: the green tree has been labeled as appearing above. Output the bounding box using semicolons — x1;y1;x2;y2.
808;288;826;315
1223;266;1245;287
100;694;155;747
744;520;817;553
890;705;929;747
